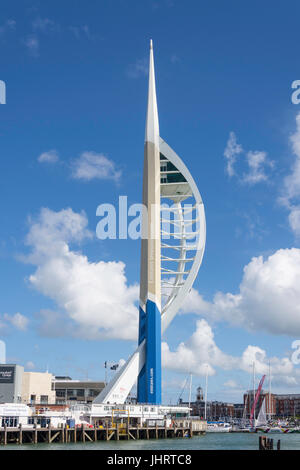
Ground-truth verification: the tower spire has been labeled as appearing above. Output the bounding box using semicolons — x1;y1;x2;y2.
145;39;159;146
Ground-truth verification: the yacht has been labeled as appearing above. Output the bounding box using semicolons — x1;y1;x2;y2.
206;421;232;432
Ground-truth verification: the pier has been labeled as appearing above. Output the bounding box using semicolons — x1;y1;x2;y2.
0;420;206;446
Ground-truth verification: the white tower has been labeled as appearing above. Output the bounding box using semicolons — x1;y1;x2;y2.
94;41;206;405
0;340;6;364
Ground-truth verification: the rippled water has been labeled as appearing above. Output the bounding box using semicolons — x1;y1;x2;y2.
2;432;300;450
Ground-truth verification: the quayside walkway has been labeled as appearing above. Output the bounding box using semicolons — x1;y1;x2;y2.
0;421;206;446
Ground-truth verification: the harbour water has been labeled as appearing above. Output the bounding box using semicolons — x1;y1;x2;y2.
1;432;300;450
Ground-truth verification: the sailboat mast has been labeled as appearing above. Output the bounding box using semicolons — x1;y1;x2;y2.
268;361;271;420
253;362;256;423
188;373;192;418
204;365;208;420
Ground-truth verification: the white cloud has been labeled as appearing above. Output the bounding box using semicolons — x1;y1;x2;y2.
38;150;59;164
223;379;239;389
126;58;148;79
183;248;300;337
162;319;295;385
162;319;236;376
1;312;28;331
224;132;273;183
243;151;273;185
32;18;58;33
23;35;39;57
69;25;91;39
25;361;35;370
71;151;121;182
279;112;300;236
24;208;138;340
224;131;243;177
288;206;300;236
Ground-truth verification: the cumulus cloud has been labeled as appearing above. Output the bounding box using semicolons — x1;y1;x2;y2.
38;150;59;164
183;248;300;337
25;361;35;370
3;312;28;331
224;132;273;183
32;18;58;33
162;319;295;384
126;58;148;79
24;207;138;340
279;112;300;236
23;35;39;57
0;312;28;332
71;152;121;182
162;319;235;376
224;131;243;177
243;151;274;184
223;380;240;389
69;25;91;39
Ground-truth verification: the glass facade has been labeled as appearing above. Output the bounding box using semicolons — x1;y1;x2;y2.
160;153;187;184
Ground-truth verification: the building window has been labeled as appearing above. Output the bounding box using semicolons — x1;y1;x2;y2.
2;417;18;427
40;395;48;404
30;395;36;404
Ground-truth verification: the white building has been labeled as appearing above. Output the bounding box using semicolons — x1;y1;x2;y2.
21;372;56;405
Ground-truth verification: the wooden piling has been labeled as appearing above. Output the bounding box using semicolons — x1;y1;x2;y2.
277;439;281;450
189;421;193;438
19;424;22;445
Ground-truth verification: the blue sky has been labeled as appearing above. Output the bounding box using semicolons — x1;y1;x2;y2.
1;0;300;404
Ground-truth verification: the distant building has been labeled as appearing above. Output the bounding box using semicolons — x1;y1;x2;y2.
53;377;105;404
0;364;24;403
179;385;243;419
0;366;106;408
243;390;276;419
275;394;300;417
21;372;56;405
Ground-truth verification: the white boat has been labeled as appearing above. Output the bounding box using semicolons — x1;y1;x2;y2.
255;396;269;432
206;421;232;432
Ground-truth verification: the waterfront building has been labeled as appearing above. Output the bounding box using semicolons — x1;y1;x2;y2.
22;371;56;406
275;394;300;417
243;389;276;419
53;376;105;405
0;364;24;403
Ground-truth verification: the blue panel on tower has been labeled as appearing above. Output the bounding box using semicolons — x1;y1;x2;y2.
137;300;161;404
137;305;147;403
